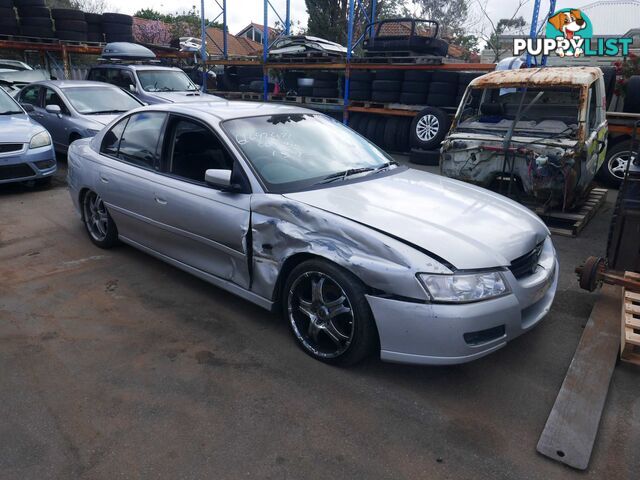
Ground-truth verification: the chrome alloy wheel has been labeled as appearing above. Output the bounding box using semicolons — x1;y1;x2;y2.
287;271;355;358
415;114;439;141
607;151;632;180
83;191;109;242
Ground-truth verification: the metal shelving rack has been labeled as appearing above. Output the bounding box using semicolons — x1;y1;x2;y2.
201;0;495;124
526;0;557;67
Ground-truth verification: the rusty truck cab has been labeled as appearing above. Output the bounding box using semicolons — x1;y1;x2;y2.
441;67;607;210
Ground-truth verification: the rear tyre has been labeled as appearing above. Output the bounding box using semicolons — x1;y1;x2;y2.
410;106;450;150
82;190;118;248
599;141;633;187
409;148;440;166
283;259;378;366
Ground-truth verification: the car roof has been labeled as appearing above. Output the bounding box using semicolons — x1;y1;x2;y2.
135;101;318;121
90;64;182;72
469;67;602;88
34;80;123;89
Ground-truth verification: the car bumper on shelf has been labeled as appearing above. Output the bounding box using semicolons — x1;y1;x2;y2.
367;239;559;366
0;144;57;185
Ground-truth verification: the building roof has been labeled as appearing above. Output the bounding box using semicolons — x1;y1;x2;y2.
206;27;262;56
469;67;602;88
236;23;279;39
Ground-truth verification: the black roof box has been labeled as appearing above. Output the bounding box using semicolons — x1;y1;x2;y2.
101;42;156;60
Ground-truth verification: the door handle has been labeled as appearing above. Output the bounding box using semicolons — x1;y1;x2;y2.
154;196;167;205
99;174;109;183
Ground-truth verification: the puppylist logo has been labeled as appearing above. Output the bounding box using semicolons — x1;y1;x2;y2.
513;8;633;58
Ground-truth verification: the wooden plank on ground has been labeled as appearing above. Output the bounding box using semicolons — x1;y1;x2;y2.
537;284;622;470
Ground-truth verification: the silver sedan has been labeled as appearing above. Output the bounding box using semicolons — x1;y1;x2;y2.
67;102;558;366
17;80;143;153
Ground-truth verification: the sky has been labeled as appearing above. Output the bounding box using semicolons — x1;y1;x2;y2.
106;0;635;37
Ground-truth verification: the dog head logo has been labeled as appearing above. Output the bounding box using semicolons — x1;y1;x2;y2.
546;8;593;57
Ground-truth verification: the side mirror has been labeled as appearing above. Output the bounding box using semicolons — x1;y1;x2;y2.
129;84;137;93
21;103;34;113
45;104;62;115
205;169;232;189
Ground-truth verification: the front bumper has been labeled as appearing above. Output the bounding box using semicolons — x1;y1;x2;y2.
0;143;56;185
367;238;559;365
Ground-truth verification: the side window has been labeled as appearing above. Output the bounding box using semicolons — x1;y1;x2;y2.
588;84;598;130
100;117;129;157
118;112;166;169
112;70;135;89
20;86;41;106
166;117;234;183
44;88;68;114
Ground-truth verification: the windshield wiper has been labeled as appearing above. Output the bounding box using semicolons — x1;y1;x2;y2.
372;160;398;173
87;110;126;114
317;167;375;185
0;110;23;115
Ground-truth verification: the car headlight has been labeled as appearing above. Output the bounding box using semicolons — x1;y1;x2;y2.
418;271;509;303
85;128;100;136
29;130;51;149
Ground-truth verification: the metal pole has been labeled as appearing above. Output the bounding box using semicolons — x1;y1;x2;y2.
369;0;377;38
526;0;541;67
263;0;269;101
223;0;228;58
540;0;556;66
285;0;290;35
343;0;356;124
200;0;207;92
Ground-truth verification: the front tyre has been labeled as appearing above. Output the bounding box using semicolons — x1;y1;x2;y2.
283;259;378;366
82;190;118;248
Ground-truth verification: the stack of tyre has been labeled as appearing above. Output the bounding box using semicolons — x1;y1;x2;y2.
349;114;412;153
15;0;55;39
102;13;133;43
348;71;373;101
400;70;431;104
371;70;403;103
51;9;87;42
85;13;102;43
0;0;19;36
456;71;484;106
310;71;340;98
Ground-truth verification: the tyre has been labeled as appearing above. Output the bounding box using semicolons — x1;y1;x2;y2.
0;0;13;7
84;12;102;24
365;115;379;140
0;14;18;28
404;70;432;82
82;190;119;248
34;176;52;187
372;80;401;92
14;0;45;6
283;259;378;365
428;81;457;95
56;30;87;41
401;81;428;94
349;80;370;90
348;89;370;101
350;71;372;81
20;25;54;37
400;92;427;104
102;22;132;35
51;8;84;20
358;115;372;135
432;71;459;83
312;87;338;98
426;93;456;107
410;106;450;150
409;148;440;166
348;114;364;132
310;71;338;81
54;19;87;32
19;18;53;28
623;75;640;113
17;6;49;17
101;13;133;25
104;33;133;43
0;7;16;19
374;116;386;146
426;38;449;57
374;70;403;81
298;86;313;96
312;79;337;88
371;91;399;103
0;25;18;34
87;31;103;42
458;71;482;86
600;66;616;107
395;118;411;152
599;141;633;187
384;117;401;151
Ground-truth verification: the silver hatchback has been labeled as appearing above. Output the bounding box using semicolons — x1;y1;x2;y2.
67;102;558;366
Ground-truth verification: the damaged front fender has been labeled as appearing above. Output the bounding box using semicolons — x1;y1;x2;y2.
250;195;451;304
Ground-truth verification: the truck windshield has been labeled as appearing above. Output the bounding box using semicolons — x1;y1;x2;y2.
136;70;198;92
455;86;581;138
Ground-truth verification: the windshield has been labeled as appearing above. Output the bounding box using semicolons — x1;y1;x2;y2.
455;86;581;138
223;114;396;193
63;86;142;114
0;88;23;115
137;70;197;92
